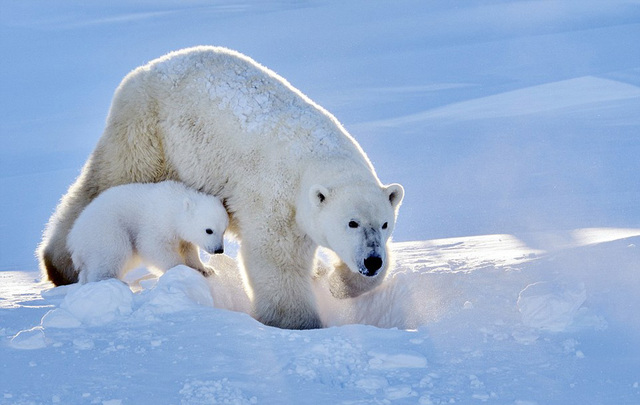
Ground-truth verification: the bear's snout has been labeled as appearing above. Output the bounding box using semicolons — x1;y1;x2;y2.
205;244;224;255
362;255;383;277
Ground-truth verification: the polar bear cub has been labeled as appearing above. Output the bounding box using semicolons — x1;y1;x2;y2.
67;181;228;284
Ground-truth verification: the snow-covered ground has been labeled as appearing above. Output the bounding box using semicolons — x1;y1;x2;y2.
3;232;640;404
2;1;640;404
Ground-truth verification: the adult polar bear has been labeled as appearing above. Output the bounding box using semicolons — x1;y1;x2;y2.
39;46;404;329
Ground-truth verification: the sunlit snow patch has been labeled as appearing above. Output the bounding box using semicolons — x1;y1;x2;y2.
393;234;544;273
364;76;640;126
570;227;640;247
0;271;51;309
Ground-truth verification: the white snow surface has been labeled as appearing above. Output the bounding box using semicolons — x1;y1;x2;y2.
3;233;640;404
2;1;640;404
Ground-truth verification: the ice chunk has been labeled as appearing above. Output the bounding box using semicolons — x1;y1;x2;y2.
10;327;47;350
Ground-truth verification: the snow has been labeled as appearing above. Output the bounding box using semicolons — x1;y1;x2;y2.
2;1;640;404
366;76;640;125
517;281;587;332
2;233;640;403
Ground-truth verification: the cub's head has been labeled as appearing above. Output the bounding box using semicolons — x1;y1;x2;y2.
179;194;229;255
298;182;404;279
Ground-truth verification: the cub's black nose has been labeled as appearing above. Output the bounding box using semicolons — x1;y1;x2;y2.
214;248;224;254
363;255;383;276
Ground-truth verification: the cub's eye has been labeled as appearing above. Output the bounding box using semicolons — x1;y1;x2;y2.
382;222;388;230
348;221;359;229
205;228;213;235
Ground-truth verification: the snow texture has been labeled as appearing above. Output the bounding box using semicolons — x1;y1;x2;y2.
2;1;640;404
3;233;640;404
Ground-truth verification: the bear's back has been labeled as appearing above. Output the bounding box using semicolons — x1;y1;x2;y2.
140;47;365;163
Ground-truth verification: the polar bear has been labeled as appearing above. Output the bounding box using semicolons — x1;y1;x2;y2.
67;180;228;283
38;46;404;329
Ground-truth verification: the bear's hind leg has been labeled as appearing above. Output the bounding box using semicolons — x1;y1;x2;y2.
39;164;103;285
39;78;170;286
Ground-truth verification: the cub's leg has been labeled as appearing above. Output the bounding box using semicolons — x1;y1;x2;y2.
75;246;132;284
135;234;187;274
69;223;134;284
179;241;215;276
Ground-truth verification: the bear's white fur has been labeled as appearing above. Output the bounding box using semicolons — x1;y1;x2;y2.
67;181;228;283
38;46;404;329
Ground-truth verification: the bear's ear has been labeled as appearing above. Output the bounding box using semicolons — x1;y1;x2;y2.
385;183;404;209
183;197;193;211
309;185;330;208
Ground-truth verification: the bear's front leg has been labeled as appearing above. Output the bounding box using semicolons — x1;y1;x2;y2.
239;237;322;330
179;240;216;276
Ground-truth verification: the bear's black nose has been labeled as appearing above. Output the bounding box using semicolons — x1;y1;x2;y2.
214;248;224;254
363;255;383;276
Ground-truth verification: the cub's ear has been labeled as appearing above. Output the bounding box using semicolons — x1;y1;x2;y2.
385;183;404;209
309;185;330;208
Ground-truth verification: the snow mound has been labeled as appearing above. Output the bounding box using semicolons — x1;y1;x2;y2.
32;278;138;343
517;281;587;332
136;265;214;317
41;307;83;329
58;279;134;327
25;267;216;344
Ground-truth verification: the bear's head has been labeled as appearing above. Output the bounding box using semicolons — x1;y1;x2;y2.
178;194;229;255
298;182;404;282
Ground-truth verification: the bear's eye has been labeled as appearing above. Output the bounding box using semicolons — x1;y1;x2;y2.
382;222;388;230
348;221;359;229
205;228;213;235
